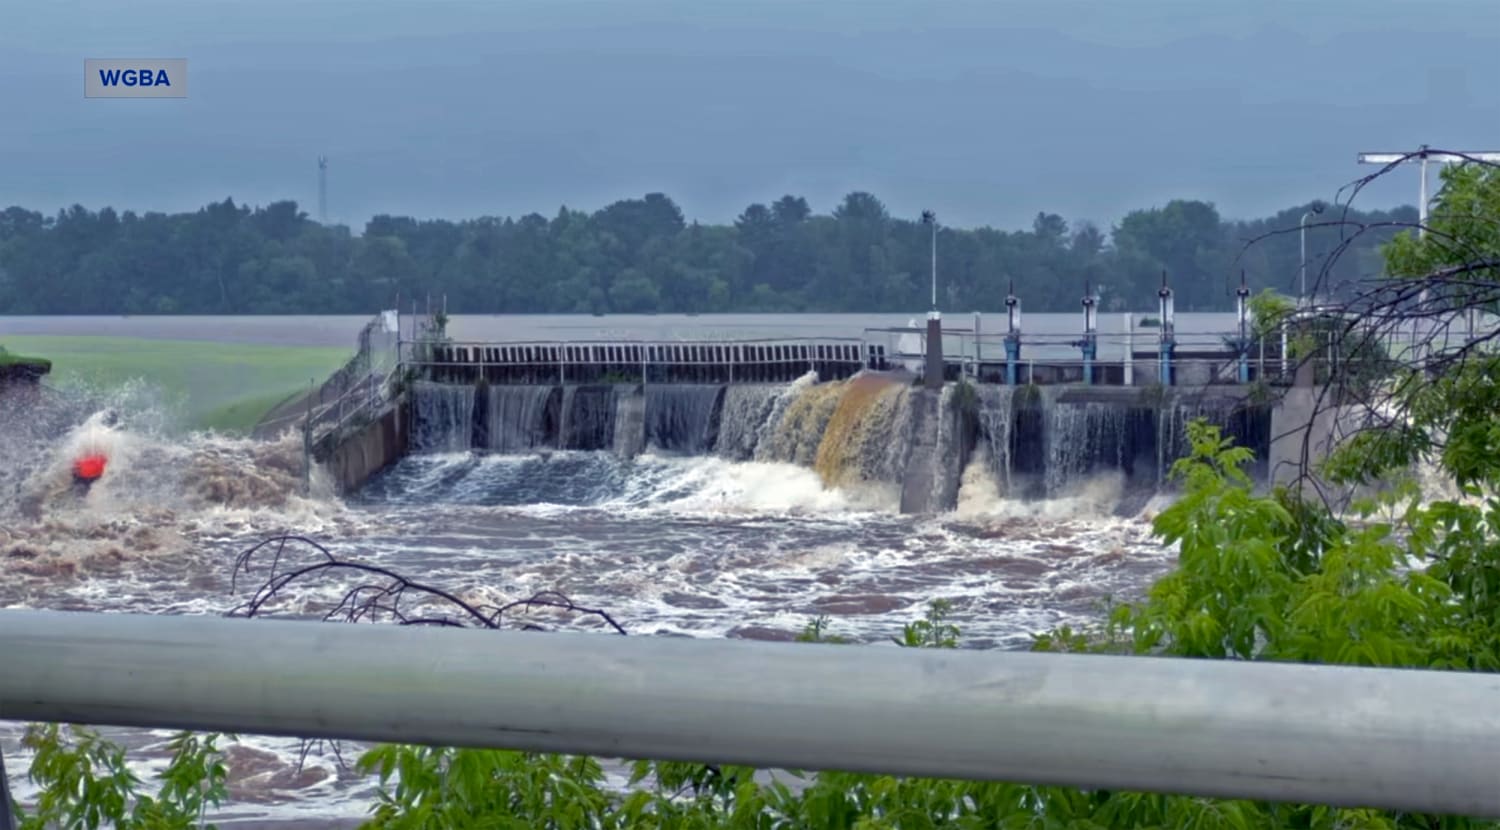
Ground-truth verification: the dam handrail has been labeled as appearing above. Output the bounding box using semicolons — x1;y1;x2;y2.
280;311;401;473
3;609;1500;818
413;336;867;347
398;336;874;385
314;362;403;441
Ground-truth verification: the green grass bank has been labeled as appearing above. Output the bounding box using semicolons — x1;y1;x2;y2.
1;335;349;433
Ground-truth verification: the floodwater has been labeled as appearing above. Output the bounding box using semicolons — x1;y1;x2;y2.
0;313;1199;825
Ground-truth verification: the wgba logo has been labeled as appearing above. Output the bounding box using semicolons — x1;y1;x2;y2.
85;59;187;98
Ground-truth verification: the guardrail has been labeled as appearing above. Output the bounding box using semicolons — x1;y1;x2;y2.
868;318;1490;388
3;610;1500;818
400;337;874;384
370;310;1498;393
284;311;401;454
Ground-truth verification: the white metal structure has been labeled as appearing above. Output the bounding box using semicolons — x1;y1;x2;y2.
1358;147;1500;233
4;610;1500;817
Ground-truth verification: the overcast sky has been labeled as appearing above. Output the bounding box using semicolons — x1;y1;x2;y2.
3;0;1496;231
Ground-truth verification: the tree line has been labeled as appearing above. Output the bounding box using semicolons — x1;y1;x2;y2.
0;192;1415;316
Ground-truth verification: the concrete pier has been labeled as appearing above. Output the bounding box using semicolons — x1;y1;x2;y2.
924;315;944;390
314;404;407;494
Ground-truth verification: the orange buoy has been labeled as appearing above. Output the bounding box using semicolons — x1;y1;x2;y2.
73;454;108;482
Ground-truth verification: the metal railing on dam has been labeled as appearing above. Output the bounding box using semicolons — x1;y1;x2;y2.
3;609;1500;819
397;332;1272;387
402;337;875;384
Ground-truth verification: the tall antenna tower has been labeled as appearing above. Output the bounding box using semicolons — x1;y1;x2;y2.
317;156;328;224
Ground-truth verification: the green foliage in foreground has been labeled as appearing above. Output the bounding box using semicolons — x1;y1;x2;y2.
19;726;231;830
19;419;1500;828
2;335;348;433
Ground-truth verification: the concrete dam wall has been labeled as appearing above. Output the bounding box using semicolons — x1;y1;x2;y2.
399;373;1272;513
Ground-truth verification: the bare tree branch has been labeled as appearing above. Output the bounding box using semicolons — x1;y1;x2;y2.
227;533;630;771
1238;148;1500;512
229;534;628;634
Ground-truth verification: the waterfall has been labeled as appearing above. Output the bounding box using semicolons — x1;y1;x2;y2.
756;379;847;466
1157;397;1183;485
752;371;819;461
561;385;619;451
928;383;970;509
1155;392;1263;484
644;385;725;454
977;386;1016;495
813;376;912;487
558;385;572;450
872;384;917;483
613;387;646;458
1042;390;1129;497
1157;393;1225;483
408;381;475;454
485;386;558;453
401;370;1271;509
716;385;784;461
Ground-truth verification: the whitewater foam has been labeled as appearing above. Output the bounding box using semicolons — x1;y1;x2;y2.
1;377;1187;826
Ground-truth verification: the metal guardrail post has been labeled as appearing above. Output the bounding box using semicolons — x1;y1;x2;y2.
1280;321;1290;379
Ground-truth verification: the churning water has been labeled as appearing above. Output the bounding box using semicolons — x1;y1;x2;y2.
1;374;1205;825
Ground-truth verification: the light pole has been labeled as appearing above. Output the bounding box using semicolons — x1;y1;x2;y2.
1356;148;1500;359
1357;147;1500;237
1300;200;1326;305
921;210;937;314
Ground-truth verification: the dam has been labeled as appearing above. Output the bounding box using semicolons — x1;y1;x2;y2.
303;283;1288;512
398;376;1267;513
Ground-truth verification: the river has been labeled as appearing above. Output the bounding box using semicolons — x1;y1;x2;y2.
0;313;1204;825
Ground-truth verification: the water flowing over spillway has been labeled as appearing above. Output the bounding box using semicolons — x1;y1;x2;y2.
559;384;616;450
483;385;558;452
814;376;913;489
1041;391;1133;498
403;372;1274;512
756;378;847;468
716;385;784;461
978;386;1016;495
644;385;725;454
407;381;474;453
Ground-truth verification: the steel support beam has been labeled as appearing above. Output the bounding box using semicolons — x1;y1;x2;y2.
3;610;1500;816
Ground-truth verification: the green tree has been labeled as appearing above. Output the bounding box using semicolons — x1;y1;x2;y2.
1113;199;1228;310
351;235;419;310
0;191;1420;316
